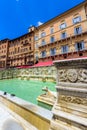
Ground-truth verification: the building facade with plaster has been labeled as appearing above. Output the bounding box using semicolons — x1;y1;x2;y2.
0;1;87;68
7;27;35;68
0;39;9;68
34;1;87;63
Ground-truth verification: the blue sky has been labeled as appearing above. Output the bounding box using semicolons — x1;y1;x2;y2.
0;0;84;40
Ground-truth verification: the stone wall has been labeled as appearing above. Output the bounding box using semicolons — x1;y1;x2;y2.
0;66;56;82
18;66;56;82
0;69;19;79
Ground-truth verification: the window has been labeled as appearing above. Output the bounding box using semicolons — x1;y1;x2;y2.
41;32;46;38
25;40;28;44
41;39;46;45
30;47;31;50
35;43;38;49
75;41;84;51
35;36;38;41
61;45;69;53
50;36;55;43
14;48;17;54
41;51;46;57
18;47;20;53
73;16;81;24
60;23;66;29
50;48;56;56
35;53;39;61
61;32;67;39
50;27;54;34
74;26;82;35
25;48;28;51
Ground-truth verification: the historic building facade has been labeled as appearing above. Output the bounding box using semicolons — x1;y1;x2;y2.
34;1;87;63
0;39;9;68
7;28;35;68
0;1;87;68
2;26;35;68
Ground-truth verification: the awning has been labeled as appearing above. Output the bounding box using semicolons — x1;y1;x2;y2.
16;61;53;69
33;61;53;67
16;65;32;69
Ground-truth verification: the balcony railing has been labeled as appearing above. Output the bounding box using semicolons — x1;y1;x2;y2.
38;29;87;48
39;49;87;61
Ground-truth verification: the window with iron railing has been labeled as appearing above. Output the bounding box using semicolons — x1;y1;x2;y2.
73;16;81;24
75;41;84;51
41;51;46;57
41;39;46;45
74;26;82;35
61;45;69;54
35;55;38;61
50;36;55;43
50;48;56;56
61;32;67;39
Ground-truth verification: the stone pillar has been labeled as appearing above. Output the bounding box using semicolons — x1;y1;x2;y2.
50;58;87;130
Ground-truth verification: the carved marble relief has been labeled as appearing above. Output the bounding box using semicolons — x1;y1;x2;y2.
59;95;87;105
17;66;56;80
67;69;78;82
59;69;87;83
59;70;67;82
78;69;87;83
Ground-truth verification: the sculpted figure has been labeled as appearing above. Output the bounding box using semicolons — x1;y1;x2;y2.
59;70;67;82
79;69;87;83
67;69;78;83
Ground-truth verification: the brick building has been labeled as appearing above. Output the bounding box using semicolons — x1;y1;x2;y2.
7;26;35;68
0;39;9;68
0;26;35;68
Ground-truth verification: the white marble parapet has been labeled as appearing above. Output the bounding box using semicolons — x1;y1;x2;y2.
56;86;87;98
0;91;52;122
0;101;38;130
52;109;87;127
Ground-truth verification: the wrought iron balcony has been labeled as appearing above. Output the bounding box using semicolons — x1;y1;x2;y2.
39;49;87;61
38;29;87;49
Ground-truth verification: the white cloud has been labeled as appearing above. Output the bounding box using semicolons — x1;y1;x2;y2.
37;21;43;26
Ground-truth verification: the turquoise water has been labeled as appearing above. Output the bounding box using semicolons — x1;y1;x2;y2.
0;79;56;105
